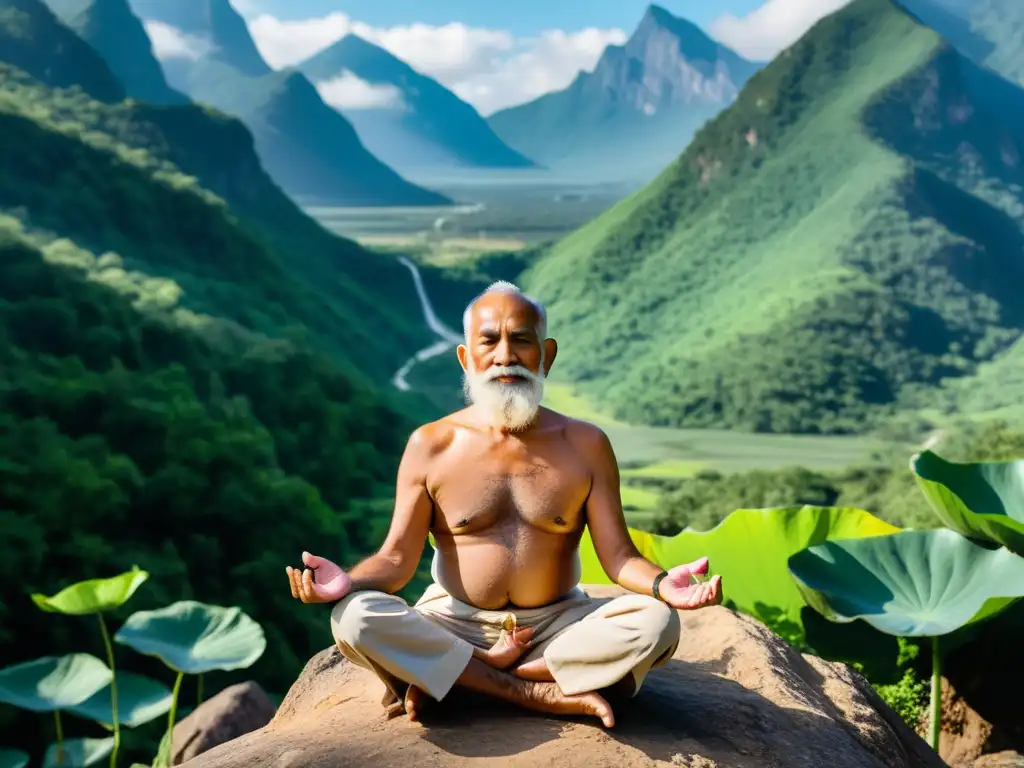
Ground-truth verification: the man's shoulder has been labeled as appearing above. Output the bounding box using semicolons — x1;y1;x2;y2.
545;409;612;451
406;409;471;454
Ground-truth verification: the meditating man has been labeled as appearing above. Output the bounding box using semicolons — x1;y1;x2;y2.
286;281;723;727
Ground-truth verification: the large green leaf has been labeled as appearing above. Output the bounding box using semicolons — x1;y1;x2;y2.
0;749;28;768
42;738;114;768
67;671;172;728
789;528;1024;636
31;566;149;615
0;654;112;712
911;450;1024;555
114;601;266;674
579;506;900;634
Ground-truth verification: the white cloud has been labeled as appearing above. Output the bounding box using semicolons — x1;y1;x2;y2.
316;72;406;110
452;27;627;115
245;13;625;115
710;0;853;61
144;20;214;61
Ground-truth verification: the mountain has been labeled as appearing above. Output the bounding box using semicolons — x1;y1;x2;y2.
520;0;1024;435
900;0;1024;87
124;0;450;206
296;34;536;173
42;0;188;104
0;0;124;101
487;4;759;180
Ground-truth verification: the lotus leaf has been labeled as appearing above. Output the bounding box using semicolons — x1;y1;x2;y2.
67;671;172;729
42;738;114;768
579;506;899;633
911;450;1024;555
788;528;1024;636
114;601;266;674
0;749;28;768
31;567;149;615
0;655;111;712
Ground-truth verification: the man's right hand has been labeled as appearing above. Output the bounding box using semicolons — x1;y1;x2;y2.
286;551;352;604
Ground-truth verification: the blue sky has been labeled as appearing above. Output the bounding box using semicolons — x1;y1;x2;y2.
236;0;766;37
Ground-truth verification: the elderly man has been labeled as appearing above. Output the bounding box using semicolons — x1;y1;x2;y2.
286;281;722;727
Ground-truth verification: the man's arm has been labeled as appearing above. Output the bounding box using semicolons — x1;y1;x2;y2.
345;425;436;594
575;423;665;597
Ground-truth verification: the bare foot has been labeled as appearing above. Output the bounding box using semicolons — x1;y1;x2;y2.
404;685;427;722
477;626;535;670
521;681;615;728
381;689;404;719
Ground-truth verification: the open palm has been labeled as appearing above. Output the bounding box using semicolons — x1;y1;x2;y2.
658;557;723;611
286;551;352;603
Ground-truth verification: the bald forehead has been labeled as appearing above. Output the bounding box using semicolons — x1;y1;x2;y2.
468;291;541;334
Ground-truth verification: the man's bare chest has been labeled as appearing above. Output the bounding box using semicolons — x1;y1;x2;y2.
428;444;591;534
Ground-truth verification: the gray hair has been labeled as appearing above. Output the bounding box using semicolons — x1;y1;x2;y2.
462;280;547;342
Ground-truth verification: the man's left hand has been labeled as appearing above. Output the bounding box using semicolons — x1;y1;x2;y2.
657;557;723;610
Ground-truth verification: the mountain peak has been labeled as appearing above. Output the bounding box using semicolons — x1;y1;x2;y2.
630;3;743;64
295;32;536;171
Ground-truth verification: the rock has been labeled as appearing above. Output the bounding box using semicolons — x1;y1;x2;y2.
922;677;994;767
172;681;277;765
180;586;945;768
974;753;1024;767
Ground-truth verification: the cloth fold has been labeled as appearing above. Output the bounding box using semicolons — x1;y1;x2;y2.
330;583;681;701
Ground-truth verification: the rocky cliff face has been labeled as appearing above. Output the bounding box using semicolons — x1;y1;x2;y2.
486;4;759;176
587;4;755;116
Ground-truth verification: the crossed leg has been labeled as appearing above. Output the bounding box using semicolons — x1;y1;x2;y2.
332;589;682;728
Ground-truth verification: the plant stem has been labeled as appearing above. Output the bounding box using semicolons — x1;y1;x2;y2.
161;670;185;767
54;710;65;766
97;614;120;768
197;674;204;707
929;635;942;752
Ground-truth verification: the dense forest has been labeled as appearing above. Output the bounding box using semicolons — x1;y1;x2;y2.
0;1;456;757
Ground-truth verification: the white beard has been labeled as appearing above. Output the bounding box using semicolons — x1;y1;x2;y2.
463;360;545;431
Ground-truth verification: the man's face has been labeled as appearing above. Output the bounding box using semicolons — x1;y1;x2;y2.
458;293;552;431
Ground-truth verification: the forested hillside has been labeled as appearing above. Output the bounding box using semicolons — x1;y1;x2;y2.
522;0;1024;434
0;3;455;755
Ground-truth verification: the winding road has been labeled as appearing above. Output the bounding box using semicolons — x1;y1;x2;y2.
391;256;463;391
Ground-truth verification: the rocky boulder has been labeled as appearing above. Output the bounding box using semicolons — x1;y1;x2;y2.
172;681;276;765
180;586;945;768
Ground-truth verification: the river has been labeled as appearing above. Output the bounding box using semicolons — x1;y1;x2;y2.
391;256;463;391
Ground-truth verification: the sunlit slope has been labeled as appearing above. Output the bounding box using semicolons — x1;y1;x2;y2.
523;0;1024;434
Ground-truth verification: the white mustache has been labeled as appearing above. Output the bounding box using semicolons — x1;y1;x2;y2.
482;365;542;383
